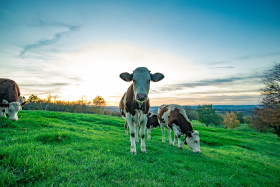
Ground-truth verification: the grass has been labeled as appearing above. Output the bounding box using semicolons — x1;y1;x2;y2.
0;110;279;186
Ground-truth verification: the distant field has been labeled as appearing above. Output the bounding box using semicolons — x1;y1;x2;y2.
1;110;279;186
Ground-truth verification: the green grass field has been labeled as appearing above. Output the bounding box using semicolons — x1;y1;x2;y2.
0;110;279;186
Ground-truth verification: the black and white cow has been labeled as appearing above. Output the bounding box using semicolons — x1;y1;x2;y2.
119;108;160;140
158;104;200;153
0;78;26;121
119;67;164;154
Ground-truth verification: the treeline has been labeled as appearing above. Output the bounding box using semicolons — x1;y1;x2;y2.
23;94;121;117
184;104;251;129
187;63;280;137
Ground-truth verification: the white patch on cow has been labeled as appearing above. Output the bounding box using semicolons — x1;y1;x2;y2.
185;131;201;153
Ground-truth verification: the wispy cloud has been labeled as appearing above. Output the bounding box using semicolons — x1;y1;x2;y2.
210;52;280;65
154;74;262;92
19;20;79;58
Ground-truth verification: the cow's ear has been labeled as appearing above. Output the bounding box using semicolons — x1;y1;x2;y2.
120;72;133;82
151;73;164;82
21;101;27;106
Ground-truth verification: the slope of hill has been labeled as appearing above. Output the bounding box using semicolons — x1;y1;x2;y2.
0;111;279;186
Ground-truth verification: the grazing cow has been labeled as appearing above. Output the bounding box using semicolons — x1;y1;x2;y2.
119;67;164;154
146;112;160;139
158;104;200;153
0;78;26;121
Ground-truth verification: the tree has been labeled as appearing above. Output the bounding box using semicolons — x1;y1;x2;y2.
184;106;198;121
261;63;280;105
93;96;106;106
196;105;223;127
224;112;240;129
93;96;106;114
236;112;245;123
28;94;40;103
251;63;280;137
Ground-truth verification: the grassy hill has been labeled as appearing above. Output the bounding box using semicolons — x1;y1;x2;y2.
0;111;279;186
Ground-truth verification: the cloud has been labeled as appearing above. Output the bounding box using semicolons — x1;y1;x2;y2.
150;94;260;106
154;74;262;92
21;82;71;87
19;20;79;58
210;51;280;65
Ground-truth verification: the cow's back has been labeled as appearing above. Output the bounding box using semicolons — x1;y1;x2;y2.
0;78;20;103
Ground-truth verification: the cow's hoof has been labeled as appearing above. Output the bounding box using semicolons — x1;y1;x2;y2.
162;140;166;143
141;148;146;153
131;149;136;154
136;140;139;144
148;136;151;140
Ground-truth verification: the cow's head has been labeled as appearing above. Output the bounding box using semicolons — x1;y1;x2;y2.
120;67;164;103
1;96;26;121
184;131;201;153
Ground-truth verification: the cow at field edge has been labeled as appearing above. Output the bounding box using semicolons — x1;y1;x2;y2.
0;78;26;121
158;104;200;153
119;67;164;154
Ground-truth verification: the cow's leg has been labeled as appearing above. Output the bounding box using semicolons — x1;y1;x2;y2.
172;125;183;149
161;125;166;142
167;128;173;144
135;125;139;143
173;134;178;146
0;108;6;118
147;127;151;140
125;120;128;135
140;117;147;153
127;114;136;154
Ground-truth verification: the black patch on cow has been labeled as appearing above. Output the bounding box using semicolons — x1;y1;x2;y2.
141;135;145;139
168;108;194;137
131;133;135;138
147;112;160;129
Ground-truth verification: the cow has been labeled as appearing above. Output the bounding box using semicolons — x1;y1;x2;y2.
119;67;164;154
0;78;26;121
119;107;160;140
158;104;201;153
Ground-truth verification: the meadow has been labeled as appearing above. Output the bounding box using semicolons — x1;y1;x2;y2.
0;110;279;186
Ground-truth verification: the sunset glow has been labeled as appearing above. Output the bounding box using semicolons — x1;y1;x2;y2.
1;0;279;106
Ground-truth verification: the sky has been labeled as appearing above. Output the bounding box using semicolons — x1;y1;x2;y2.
0;0;279;106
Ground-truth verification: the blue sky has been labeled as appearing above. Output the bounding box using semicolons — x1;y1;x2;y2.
0;0;279;106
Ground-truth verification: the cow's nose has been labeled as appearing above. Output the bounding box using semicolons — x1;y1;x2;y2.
136;93;147;101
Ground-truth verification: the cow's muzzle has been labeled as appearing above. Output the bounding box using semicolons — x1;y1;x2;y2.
136;93;147;101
